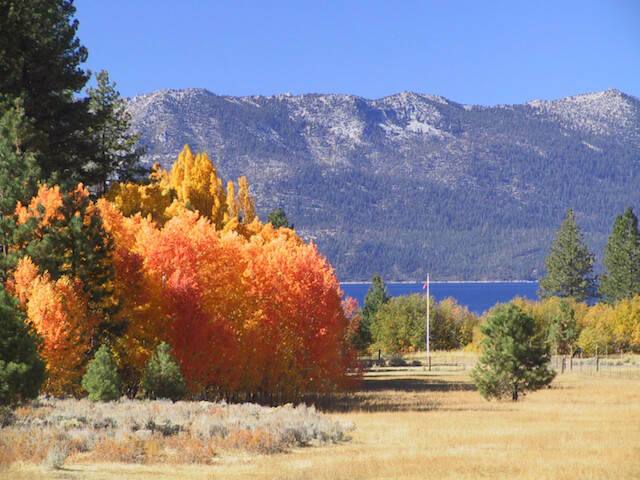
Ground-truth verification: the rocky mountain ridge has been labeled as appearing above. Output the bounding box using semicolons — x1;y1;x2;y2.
127;88;640;281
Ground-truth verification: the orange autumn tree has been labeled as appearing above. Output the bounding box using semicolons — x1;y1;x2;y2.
342;296;363;351
240;231;357;401
14;184;118;333
9;257;94;395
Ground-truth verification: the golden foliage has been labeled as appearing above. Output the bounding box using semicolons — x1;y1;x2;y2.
106;145;258;230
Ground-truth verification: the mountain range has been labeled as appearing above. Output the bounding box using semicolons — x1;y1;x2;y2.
126;88;640;282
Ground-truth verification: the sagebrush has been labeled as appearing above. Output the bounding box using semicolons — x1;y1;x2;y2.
0;397;352;467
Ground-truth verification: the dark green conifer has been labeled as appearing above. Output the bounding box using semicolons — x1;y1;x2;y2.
354;273;391;352
599;206;640;304
538;209;597;303
0;2;146;190
142;342;187;401
0;0;92;185
81;344;121;402
267;207;293;229
86;70;147;195
0;286;46;405
0;99;40;280
471;303;555;401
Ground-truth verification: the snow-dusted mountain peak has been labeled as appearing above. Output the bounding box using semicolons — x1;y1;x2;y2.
525;88;639;137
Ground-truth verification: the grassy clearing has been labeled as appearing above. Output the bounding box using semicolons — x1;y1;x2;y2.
3;371;640;479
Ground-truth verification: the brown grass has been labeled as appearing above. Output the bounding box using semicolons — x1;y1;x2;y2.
3;371;640;479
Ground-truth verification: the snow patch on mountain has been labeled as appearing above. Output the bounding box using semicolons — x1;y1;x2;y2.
526;89;640;137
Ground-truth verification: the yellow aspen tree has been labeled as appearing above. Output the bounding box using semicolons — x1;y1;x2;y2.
210;175;227;229
184;152;212;215
226;180;239;223
237;176;256;224
105;163;176;226
149;162;170;187
170;144;193;194
181;151;192;207
168;146;231;227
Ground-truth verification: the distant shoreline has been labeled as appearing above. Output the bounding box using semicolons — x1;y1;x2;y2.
340;280;538;285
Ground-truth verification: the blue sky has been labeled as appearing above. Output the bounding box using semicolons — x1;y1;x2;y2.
75;0;639;106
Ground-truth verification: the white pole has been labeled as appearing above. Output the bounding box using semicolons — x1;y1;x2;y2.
426;273;431;371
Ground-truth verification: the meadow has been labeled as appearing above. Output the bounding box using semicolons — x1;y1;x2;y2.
3;360;639;480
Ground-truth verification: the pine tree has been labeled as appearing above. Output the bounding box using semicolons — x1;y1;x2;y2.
471;303;555;401
599;206;640;304
0;285;46;405
0;0;92;185
0;99;40;279
85;70;147;195
0;3;144;189
142;342;187;401
267;207;293;229
354;273;391;352
81;344;121;401
538;209;597;303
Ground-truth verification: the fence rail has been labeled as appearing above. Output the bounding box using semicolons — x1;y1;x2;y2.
550;355;640;379
361;351;640;379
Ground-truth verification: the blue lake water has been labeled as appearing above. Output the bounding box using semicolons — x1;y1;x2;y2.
341;282;539;316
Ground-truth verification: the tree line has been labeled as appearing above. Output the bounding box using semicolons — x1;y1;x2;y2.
343;206;640;401
340;203;640;362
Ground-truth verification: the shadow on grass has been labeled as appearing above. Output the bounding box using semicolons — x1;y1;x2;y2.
362;377;476;393
307;375;477;413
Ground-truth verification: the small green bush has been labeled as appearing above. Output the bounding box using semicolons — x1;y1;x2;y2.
389;355;407;367
142;342;187;401
82;345;121;401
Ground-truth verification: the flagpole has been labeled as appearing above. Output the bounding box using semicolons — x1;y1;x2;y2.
426;272;431;371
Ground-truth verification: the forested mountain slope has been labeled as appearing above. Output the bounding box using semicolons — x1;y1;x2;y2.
127;88;640;281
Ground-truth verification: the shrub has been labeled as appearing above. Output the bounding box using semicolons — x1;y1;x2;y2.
45;436;70;469
81;345;121;401
0;406;16;427
142;342;187;401
388;355;407;367
1;397;352;465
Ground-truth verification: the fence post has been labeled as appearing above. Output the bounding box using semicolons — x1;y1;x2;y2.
596;346;599;372
570;354;573;371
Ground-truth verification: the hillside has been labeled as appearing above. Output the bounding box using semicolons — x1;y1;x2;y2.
127;88;640;281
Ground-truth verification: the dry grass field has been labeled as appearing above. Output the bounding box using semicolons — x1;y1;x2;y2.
3;369;640;480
